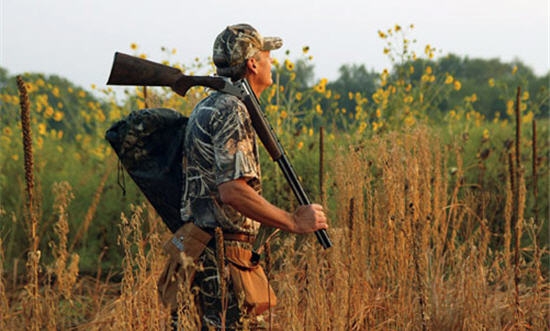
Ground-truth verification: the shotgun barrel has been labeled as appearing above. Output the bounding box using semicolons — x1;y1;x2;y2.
239;80;332;249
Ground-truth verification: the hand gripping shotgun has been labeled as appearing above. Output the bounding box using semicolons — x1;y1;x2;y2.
107;52;332;249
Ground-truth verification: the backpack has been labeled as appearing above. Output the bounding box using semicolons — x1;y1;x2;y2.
105;108;188;233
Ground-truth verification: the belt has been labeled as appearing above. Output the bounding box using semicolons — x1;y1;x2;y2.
222;233;256;243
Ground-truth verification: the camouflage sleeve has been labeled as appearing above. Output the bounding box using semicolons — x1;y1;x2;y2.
212;100;260;186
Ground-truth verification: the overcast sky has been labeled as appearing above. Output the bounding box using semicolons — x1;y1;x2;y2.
1;0;548;91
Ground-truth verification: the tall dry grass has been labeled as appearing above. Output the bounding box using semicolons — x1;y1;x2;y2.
0;125;548;330
263;126;548;331
80;204;170;330
0;80;548;330
0;238;9;330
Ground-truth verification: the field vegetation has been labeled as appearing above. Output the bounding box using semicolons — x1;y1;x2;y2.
0;25;548;330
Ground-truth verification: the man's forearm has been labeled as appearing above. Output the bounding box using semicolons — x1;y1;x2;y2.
218;179;296;232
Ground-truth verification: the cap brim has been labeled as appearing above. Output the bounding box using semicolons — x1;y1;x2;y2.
263;37;283;51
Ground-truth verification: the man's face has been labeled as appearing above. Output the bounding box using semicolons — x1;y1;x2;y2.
249;50;273;94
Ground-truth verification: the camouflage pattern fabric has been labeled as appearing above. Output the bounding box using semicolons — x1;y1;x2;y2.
182;88;265;328
193;241;274;330
193;242;246;330
181;89;261;235
105;108;187;233
213;23;282;78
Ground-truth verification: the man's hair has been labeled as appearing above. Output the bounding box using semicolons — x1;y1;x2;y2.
217;61;247;81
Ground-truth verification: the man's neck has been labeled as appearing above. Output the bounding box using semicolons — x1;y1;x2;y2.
245;76;266;97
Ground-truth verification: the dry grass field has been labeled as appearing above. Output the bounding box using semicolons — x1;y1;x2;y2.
1;124;547;330
1;36;548;329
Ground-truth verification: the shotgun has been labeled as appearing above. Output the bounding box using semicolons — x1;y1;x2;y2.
107;52;332;249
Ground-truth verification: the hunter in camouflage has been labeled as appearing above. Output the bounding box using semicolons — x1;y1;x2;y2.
175;23;328;330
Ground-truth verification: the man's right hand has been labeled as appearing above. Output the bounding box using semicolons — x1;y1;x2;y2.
291;204;329;234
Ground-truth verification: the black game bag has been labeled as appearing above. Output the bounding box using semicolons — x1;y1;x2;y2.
105;108;187;233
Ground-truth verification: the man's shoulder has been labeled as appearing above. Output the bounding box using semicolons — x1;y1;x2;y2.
193;92;246;120
208;91;244;110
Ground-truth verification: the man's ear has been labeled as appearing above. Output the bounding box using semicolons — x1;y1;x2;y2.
246;57;258;73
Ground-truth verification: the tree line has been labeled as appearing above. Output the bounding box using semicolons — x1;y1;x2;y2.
1;54;548;141
280;54;548;125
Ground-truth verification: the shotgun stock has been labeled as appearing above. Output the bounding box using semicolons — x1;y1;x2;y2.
107;52;332;249
107;52;229;97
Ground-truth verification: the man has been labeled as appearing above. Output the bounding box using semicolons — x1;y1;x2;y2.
180;23;328;330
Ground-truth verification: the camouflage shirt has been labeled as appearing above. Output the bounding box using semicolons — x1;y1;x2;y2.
181;89;261;235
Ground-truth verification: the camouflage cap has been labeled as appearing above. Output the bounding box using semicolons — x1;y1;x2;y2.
213;24;283;71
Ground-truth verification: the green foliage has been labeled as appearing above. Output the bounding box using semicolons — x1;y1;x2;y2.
321;25;548;133
0;31;548;276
